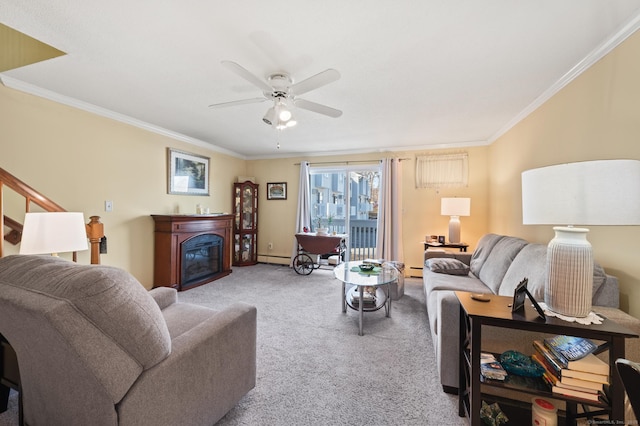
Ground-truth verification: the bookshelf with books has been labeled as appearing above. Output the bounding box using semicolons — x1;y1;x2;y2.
532;337;610;404
455;291;639;426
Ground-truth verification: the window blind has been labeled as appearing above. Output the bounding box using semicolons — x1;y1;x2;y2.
415;153;468;188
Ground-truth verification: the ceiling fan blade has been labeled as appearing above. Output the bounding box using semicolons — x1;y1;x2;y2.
290;69;340;96
221;61;273;93
294;99;342;118
208;97;266;108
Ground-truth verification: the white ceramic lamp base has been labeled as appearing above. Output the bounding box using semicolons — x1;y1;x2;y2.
545;226;593;318
448;216;461;244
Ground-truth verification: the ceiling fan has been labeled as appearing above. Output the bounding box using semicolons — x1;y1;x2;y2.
209;61;342;129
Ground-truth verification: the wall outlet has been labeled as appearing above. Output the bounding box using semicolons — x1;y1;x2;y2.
105;200;113;212
268;242;273;250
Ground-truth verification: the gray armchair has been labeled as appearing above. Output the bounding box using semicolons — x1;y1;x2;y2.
0;255;256;426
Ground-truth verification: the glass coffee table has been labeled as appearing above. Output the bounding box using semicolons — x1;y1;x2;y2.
333;261;398;336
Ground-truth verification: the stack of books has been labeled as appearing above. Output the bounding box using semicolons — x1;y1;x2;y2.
351;287;377;307
480;353;508;381
532;335;609;403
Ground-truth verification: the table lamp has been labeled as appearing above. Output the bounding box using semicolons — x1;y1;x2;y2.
522;159;640;317
20;212;88;256
441;197;470;244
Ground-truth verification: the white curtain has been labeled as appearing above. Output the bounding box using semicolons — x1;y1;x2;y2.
290;161;311;266
376;158;404;261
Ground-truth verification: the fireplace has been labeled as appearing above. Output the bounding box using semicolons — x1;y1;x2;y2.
152;214;233;291
181;234;222;290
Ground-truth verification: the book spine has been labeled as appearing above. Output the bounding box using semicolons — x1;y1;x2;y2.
561;369;609;384
555;381;600;394
541;371;557;388
560;376;604;391
533;340;565;374
552;386;602;402
532;353;558;382
543;339;569;368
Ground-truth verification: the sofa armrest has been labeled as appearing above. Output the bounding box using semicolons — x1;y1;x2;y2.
118;302;257;425
424;250;472;266
148;287;178;310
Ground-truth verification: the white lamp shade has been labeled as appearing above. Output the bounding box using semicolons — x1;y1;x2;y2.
20;212;88;255
522;159;640;225
522;159;640;318
441;198;470;216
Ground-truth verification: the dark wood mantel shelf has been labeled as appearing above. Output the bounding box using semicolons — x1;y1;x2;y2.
151;214;233;291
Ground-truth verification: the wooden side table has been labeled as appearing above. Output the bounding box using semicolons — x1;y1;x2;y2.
455;290;638;426
424;242;469;252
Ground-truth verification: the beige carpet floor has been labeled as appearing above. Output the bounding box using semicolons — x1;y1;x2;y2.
0;263;464;425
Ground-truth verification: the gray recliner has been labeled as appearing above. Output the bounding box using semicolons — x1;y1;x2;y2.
0;255;256;426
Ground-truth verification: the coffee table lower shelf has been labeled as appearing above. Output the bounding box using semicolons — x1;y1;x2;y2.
344;286;387;312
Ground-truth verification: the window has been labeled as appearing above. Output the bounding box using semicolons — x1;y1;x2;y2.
415;153;468;188
309;164;380;260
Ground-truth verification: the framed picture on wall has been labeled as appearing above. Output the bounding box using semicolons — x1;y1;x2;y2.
267;182;287;200
167;148;210;195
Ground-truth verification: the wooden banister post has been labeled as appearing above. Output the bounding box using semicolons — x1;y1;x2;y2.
86;216;104;265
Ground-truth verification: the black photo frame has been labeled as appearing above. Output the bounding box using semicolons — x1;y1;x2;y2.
511;278;528;312
511;278;546;320
267;182;287;200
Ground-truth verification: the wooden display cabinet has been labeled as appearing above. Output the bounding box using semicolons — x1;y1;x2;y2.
233;181;258;266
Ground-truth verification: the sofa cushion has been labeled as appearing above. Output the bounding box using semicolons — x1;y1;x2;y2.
423;269;489;298
469;234;504;277
0;255;171;369
499;245;608;303
426;258;470;276
478;237;528;294
499;243;548;300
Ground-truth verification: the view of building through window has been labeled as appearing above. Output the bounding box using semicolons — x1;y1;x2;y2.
309;166;380;260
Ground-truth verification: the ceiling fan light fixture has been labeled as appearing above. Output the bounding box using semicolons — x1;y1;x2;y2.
279;108;292;121
262;106;276;126
267;98;296;129
274;110;296;129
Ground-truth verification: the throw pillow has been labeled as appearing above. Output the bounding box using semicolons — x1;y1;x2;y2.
426;258;470;276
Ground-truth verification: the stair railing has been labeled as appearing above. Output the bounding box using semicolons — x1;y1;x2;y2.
0;167;103;263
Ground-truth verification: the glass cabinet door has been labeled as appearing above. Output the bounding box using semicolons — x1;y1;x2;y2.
234;187;241;231
242;186;254;229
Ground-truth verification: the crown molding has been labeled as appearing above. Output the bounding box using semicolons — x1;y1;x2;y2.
489;12;640;144
0;75;246;160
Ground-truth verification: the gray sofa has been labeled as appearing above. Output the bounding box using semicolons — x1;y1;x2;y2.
0;255;257;426
423;233;640;395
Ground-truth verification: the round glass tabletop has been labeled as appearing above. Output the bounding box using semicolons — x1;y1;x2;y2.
333;261;398;287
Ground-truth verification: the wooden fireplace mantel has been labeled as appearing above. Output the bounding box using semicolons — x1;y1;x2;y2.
151;214;233;291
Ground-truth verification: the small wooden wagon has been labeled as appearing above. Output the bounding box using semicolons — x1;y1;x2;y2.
293;232;347;275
